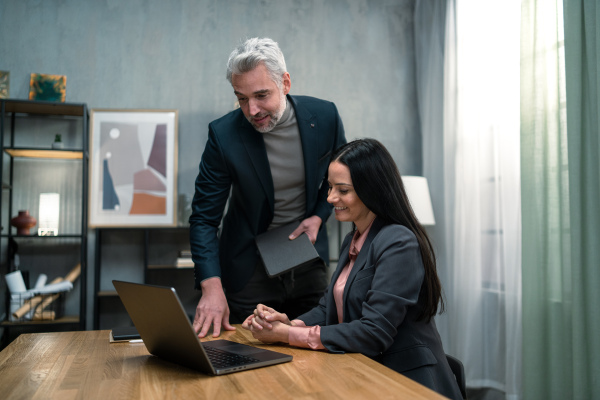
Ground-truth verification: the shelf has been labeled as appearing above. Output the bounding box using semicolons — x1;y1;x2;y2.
1;235;84;240
3;100;86;117
147;264;193;270
94;227;192;330
1;315;80;327
97;291;118;297
1;99;89;350
4;148;83;159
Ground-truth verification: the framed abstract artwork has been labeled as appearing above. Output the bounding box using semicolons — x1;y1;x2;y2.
28;73;66;102
89;109;178;227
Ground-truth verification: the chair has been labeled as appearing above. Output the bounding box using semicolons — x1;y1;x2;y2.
446;354;467;399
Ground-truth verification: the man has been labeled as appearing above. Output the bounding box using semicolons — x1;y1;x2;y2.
190;37;346;338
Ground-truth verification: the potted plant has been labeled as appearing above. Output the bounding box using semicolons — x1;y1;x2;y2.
52;134;64;149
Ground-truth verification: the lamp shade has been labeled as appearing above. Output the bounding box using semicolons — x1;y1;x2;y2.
401;176;435;226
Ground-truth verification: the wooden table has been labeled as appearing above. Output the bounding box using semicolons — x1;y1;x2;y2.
0;326;447;399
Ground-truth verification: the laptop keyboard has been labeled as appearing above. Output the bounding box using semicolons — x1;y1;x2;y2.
203;344;261;369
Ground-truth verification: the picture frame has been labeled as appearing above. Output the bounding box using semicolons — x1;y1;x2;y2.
89;109;178;227
28;73;66;102
0;70;9;99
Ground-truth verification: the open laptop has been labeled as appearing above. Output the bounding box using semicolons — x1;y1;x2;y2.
112;280;292;375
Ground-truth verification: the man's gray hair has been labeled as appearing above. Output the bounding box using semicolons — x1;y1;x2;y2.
226;37;287;87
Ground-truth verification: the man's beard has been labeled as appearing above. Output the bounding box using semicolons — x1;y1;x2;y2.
248;90;287;133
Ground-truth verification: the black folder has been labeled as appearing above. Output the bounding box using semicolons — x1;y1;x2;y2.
255;221;321;277
109;326;141;342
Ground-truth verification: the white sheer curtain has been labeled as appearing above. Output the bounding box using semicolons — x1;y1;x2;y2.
446;0;522;397
416;1;522;399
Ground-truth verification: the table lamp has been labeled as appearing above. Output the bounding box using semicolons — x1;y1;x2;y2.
402;176;435;226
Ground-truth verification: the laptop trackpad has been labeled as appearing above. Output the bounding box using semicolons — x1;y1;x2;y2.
204;340;264;355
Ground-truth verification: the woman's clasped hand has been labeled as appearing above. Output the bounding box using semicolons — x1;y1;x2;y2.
242;304;295;343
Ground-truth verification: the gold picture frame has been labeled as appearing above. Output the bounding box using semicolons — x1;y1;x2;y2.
89;109;178;227
28;73;66;102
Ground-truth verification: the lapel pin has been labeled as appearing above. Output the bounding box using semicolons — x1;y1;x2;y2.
310;123;315;128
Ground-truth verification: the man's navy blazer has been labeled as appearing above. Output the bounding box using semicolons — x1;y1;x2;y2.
297;218;463;400
190;95;346;292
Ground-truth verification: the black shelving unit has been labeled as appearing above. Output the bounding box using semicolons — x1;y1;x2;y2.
0;99;88;348
93;226;194;330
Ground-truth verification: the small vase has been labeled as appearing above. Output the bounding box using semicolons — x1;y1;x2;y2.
52;134;64;149
10;210;37;235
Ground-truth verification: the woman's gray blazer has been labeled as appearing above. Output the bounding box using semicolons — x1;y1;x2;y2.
297;217;462;400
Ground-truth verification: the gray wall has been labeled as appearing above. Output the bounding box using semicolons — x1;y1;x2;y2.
0;0;421;329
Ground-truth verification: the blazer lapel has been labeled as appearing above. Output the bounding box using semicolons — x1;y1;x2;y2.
289;95;318;216
238;116;274;211
341;218;385;319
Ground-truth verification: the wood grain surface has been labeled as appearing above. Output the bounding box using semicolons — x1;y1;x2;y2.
0;327;448;399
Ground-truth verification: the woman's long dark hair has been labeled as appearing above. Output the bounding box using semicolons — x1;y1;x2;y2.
331;138;444;321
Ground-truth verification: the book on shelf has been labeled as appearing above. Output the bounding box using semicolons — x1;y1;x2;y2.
178;249;192;257
175;257;194;268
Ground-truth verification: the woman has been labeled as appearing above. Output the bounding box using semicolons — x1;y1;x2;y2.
243;138;462;400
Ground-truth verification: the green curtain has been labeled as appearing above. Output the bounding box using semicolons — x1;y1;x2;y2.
521;0;600;398
563;0;600;397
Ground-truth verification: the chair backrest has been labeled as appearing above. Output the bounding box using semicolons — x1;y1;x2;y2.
446;354;467;399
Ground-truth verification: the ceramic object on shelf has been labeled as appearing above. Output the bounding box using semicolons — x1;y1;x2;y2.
52;134;64;149
10;210;37;235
